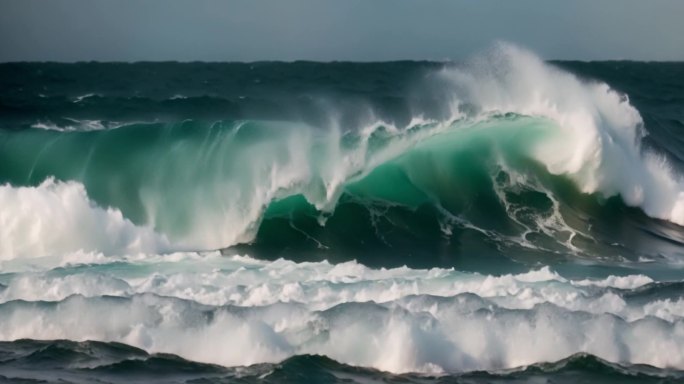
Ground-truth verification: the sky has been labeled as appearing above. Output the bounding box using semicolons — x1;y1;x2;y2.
1;0;683;62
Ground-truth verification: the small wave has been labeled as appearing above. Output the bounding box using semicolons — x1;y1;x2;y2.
0;341;679;383
73;93;99;103
30;118;129;132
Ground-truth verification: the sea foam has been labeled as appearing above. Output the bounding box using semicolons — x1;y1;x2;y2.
0;178;171;259
0;254;681;373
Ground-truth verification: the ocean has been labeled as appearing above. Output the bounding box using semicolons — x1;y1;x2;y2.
1;44;683;383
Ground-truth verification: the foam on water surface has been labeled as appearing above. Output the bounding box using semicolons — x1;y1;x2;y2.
0;252;682;373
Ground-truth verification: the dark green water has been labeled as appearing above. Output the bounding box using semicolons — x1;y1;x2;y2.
0;340;680;384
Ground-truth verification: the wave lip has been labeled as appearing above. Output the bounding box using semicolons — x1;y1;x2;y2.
438;43;684;227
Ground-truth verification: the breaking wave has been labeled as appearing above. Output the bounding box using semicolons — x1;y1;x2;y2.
0;252;683;374
1;44;683;264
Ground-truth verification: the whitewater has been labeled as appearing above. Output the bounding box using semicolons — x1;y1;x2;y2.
1;251;683;374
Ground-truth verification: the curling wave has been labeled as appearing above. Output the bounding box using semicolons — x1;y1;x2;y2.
1;44;683;262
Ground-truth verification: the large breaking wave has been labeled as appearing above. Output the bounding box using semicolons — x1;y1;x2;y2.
1;44;683;262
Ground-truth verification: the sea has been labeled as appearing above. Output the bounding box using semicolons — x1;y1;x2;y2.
1;44;684;383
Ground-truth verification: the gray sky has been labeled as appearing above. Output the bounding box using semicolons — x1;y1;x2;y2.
1;0;683;62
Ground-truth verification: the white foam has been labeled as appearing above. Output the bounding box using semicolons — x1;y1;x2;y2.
0;254;680;373
0;283;682;373
31;118;127;132
0;178;172;259
0;255;663;320
573;274;654;289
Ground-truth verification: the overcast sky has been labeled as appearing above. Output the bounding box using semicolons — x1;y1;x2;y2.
1;0;683;62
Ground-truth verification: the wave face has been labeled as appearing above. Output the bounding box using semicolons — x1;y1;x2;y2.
2;44;684;380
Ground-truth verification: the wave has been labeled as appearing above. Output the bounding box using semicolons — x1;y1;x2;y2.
30;118;130;132
0;342;680;384
0;253;657;310
0;339;231;383
0;253;683;374
1;340;679;384
440;45;684;224
1;44;684;260
73;93;100;103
